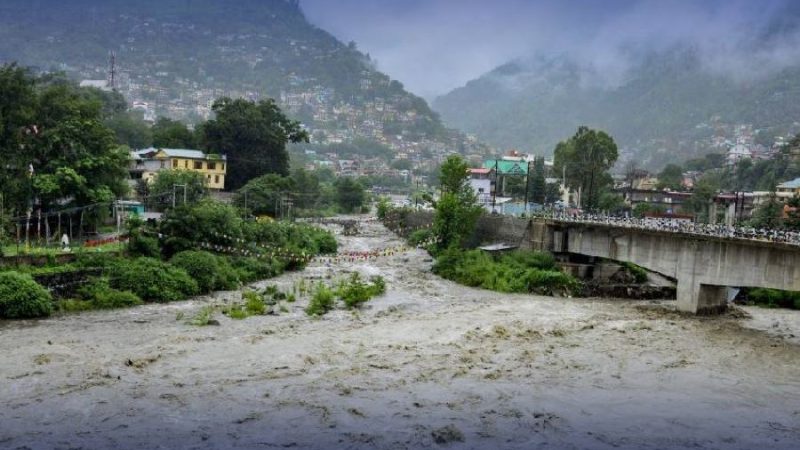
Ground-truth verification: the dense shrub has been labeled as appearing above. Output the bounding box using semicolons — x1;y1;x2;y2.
336;273;386;309
408;229;433;246
159;199;245;259
621;262;649;284
746;288;800;310
313;231;338;254
0;272;53;319
74;252;126;269
107;257;199;303
305;283;335;316
432;248;581;296
170;251;240;293
128;235;160;258
77;278;143;309
376;196;390;220
229;256;285;283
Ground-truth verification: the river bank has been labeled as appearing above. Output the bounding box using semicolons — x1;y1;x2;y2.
1;219;799;449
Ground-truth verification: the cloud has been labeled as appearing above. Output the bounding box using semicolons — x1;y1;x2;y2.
301;0;800;98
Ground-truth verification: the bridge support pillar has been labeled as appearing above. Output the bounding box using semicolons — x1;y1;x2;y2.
677;281;727;315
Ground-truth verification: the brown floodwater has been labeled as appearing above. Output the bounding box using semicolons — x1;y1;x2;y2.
1;220;799;449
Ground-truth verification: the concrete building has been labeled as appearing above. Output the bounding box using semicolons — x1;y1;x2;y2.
468;168;493;208
777;177;800;195
130;148;227;190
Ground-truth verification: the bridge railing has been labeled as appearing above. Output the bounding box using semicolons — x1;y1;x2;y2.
526;211;800;246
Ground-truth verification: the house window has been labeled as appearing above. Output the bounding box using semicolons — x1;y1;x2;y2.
215;175;220;184
194;161;203;170
161;161;166;169
184;160;188;168
207;162;216;170
221;163;225;171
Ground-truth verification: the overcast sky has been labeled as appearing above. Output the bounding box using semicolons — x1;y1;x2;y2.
301;0;800;100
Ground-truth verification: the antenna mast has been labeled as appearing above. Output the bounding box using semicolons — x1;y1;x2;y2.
108;51;117;91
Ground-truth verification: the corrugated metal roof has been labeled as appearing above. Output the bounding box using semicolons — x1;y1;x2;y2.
482;159;528;175
133;147;226;160
778;177;800;189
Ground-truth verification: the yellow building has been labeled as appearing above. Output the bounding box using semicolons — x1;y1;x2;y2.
130;148;227;190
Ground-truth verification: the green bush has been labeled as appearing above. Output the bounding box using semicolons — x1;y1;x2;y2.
243;290;266;315
190;306;214;326
74;252;126;269
376;196;390;220
306;283;335;316
432;248;581;296
0;271;53;319
747;288;800;309
128;235;160;258
170;251;240;293
77;278;143;309
107;257;199;303
314;232;338;254
408;229;433;246
622;262;649;284
500;251;556;271
230;256;285;283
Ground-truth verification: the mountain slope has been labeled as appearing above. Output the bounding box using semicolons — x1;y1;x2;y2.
433;47;800;168
0;0;448;143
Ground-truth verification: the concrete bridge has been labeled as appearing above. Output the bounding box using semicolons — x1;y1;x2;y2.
529;220;800;314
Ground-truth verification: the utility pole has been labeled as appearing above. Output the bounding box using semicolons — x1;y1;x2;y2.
492;159;499;213
108;51;117;91
524;159;532;215
172;184;187;208
244;190;249;218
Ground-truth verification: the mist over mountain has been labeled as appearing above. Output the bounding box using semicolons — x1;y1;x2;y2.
427;1;800;169
434;44;800;169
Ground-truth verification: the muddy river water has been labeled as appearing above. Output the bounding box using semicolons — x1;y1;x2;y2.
1;220;799;449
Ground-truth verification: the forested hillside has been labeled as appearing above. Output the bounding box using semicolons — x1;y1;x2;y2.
434;47;800;169
0;0;447;141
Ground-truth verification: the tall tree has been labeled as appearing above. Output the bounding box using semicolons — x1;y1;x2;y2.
334;177;365;213
657;164;684;191
528;156;547;204
290;168;322;210
152;117;197;149
0;67;129;216
553;126;618;211
0;64;37;215
235;173;294;217
105;112;153;149
201;98;308;190
439;154;471;196
433;155;482;250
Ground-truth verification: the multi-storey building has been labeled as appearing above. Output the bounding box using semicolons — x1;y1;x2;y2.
130;148;228;190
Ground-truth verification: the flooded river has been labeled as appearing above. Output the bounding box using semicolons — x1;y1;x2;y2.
1;219;799;449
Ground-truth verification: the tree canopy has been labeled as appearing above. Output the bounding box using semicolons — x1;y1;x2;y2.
433;155;482;250
152;117;197;149
553;126;618;210
201;98;308;190
0;64;129;215
145;170;207;211
657;164;684;191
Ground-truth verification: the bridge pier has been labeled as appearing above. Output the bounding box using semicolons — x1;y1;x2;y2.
550;220;800;315
677;281;727;315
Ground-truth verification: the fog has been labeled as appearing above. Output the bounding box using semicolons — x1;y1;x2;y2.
301;0;800;98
